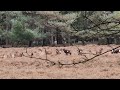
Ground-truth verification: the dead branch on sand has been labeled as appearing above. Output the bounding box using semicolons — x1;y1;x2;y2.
19;45;120;67
23;47;56;66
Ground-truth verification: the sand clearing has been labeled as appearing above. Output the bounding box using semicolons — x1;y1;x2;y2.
0;45;120;79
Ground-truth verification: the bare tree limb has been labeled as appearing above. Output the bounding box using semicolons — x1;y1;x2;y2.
59;45;120;66
20;44;120;67
23;47;56;66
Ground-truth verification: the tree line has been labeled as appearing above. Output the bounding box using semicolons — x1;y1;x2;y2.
0;11;120;47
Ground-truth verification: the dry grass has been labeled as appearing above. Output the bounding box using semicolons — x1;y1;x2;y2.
0;44;120;79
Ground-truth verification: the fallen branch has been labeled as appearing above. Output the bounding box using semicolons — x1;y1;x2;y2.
58;45;120;66
44;48;48;60
22;45;120;67
23;47;56;66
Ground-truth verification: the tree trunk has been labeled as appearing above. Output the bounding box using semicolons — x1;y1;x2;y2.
82;41;85;45
56;28;62;44
68;35;71;45
51;35;54;45
28;41;32;47
6;39;9;45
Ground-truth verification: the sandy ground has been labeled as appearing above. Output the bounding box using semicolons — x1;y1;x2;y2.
0;44;120;79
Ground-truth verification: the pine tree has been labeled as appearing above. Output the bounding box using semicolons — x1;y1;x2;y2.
36;11;78;45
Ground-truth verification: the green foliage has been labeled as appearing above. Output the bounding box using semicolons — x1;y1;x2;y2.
0;11;120;46
10;21;33;43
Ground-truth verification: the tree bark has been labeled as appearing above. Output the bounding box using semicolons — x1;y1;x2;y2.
28;41;32;47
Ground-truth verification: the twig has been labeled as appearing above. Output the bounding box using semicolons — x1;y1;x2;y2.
44;48;47;60
57;45;120;66
23;47;56;66
23;45;120;67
